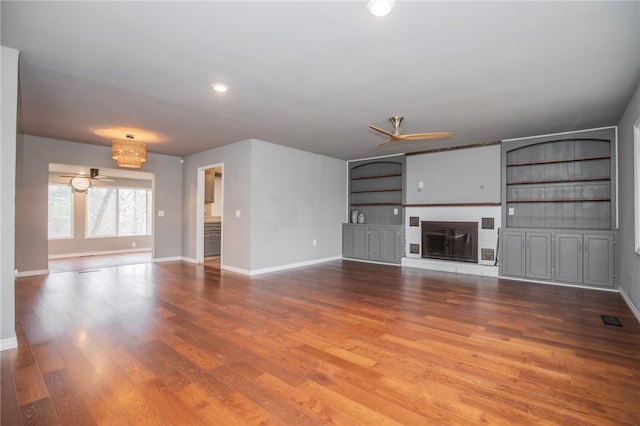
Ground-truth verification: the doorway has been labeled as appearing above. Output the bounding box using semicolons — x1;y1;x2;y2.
197;163;224;267
47;163;154;272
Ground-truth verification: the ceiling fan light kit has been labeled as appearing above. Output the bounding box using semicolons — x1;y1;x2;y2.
62;167;114;191
70;176;91;191
112;134;147;168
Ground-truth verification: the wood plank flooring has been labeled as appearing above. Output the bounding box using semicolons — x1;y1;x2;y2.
2;260;639;425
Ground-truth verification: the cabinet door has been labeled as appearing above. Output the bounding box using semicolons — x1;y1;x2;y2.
526;232;552;280
555;233;583;284
343;225;368;260
205;172;215;202
501;231;525;277
368;226;401;263
368;227;385;262
584;234;614;287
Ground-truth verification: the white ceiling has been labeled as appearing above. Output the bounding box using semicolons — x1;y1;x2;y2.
2;1;639;161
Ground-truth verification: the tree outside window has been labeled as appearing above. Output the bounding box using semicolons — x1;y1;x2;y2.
48;184;73;238
86;187;151;237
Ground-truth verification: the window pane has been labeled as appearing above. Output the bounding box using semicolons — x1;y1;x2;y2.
48;184;72;238
87;187;117;237
147;190;153;235
119;188;150;236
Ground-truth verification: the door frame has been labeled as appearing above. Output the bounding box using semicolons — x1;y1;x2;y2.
196;162;224;264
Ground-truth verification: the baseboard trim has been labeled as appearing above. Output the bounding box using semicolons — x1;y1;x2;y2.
1;336;18;351
619;287;640;324
221;264;251;275
48;248;151;259
221;256;342;277
499;275;619;292
16;269;49;277
153;256;187;263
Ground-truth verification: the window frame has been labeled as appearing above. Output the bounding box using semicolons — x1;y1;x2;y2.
85;185;152;239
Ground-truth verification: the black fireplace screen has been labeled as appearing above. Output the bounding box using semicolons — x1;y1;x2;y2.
421;221;478;263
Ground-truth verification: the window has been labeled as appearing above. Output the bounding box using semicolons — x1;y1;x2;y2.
86;187;152;237
48;184;73;238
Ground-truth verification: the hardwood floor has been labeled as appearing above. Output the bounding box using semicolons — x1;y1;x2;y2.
2;260;639;425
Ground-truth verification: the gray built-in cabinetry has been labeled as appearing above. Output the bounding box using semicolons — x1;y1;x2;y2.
342;224;403;263
343;158;405;264
499;127;617;288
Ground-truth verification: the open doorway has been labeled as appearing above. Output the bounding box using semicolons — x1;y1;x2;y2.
47;163;154;272
197;163;223;267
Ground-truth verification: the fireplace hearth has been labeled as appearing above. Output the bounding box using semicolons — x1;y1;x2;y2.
421;221;478;263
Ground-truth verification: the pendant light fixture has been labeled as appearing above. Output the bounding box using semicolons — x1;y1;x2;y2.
112;134;147;168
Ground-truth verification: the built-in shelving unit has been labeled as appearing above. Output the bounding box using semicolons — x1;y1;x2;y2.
348;161;404;222
502;130;616;230
499;127;618;289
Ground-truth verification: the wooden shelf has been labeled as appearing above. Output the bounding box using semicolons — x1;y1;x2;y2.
351;173;402;181
351;188;402;194
507;198;610;203
506;176;610;185
506;155;610;167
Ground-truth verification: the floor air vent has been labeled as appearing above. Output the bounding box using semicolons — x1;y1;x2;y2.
600;315;623;327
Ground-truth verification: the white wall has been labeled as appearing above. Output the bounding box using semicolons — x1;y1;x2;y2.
1;46;19;349
15;135;183;273
182;139;347;273
250;140;347;271
406;145;501;204
617;80;640;318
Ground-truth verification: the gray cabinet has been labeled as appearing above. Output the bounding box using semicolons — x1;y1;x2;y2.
343;224;402;264
526;232;552;280
205;172;215;203
342;224;368;260
555;232;615;287
204;222;221;256
555;233;584;284
501;228;615;288
500;230;551;280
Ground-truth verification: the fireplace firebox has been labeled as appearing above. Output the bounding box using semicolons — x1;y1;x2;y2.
421;221;478;263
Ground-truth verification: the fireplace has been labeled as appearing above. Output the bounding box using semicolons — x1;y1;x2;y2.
421;221;478;263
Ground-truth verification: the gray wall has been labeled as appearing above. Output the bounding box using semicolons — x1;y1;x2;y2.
1;46;19;347
48;174;153;256
181;139;347;272
15;135;183;273
406;144;501;204
617;80;640;316
250;140;347;270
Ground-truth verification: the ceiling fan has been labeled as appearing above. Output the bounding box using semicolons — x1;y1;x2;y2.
60;168;114;191
368;116;453;149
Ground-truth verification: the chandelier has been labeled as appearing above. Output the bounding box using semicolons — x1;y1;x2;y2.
112;134;147;168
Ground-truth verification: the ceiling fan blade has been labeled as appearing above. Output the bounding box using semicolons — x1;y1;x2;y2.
398;132;454;141
371;138;396;150
368;125;399;139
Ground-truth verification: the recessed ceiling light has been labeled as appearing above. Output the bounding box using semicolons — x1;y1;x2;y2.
367;0;396;17
211;83;229;93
